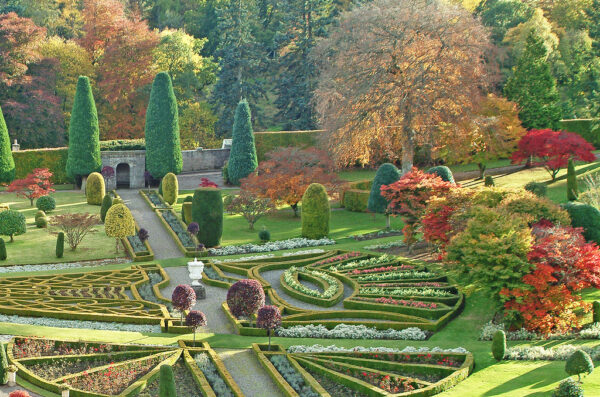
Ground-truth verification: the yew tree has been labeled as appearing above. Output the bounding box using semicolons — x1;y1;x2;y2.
241;147;343;217
313;0;493;170
7;168;55;206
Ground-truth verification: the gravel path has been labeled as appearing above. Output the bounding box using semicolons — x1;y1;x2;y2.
215;348;285;397
260;268;354;311
118;190;182;260
161;266;234;334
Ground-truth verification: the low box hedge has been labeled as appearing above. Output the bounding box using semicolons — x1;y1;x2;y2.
342;189;370;212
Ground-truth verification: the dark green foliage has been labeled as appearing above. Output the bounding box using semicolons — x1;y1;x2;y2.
484;175;495;187
222;161;230;185
567;159;578;201
368;163;401;214
560;119;600;149
228;100;258;185
565;350;594;382
593;301;600;323
0;105;15;184
145;72;183;179
426;166;455;184
492;330;506;361
0;342;7;384
56;232;64;258
301;183;330;239
552;378;584;397
259;228;270;242
0;238;6;261
181;196;193;223
192;188;223;247
0;210;26;242
562;202;600;244
476;0;534;43
159;364;177;397
525;181;547;197
36;195;56;212
344;190;369;212
66;76;101;179
504;31;562;130
35;216;48;229
158;179;163;196
100;194;113;222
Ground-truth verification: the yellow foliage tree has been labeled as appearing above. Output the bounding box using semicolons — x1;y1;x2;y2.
104;204;135;252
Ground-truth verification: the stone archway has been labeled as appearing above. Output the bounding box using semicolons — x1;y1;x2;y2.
116;163;131;189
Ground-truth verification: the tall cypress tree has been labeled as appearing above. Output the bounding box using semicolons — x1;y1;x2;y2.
504;30;562;130
66;76;101;181
228;100;258;185
145;72;183;179
0;105;15;184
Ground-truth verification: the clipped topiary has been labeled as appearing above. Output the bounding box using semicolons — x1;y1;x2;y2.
227;100;258;185
191;188;223;248
565;350;594;382
427;166;455;184
259;228;270;242
567;158;578;201
100;194;113;222
86;172;105;205
145;72;183;179
158;364;176;397
492;330;506;361
185;310;207;342
181;196;193;224
35;216;48;229
552;378;584;397
0;105;15;184
36;196;56;212
66;76;101;181
525;181;547;197
0;238;6;261
162;173;178;205
56;232;64;258
593;301;600;323
35;210;46;221
0;210;26;242
222;161;230;185
0;342;8;384
368;163;401;228
301;183;330;239
257;305;282;350
227;279;265;327
172;284;196;325
562;202;600;244
484;175;495;187
104;204;135;252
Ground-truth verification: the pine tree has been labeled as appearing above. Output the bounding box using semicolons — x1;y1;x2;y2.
567;158;578;201
145;72;183;179
228;100;258;185
504;30;562;130
210;0;265;137
0;105;15;184
65;76;102;181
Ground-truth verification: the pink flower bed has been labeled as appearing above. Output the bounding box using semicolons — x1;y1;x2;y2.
350;265;414;275
313;252;362;266
356;296;438;309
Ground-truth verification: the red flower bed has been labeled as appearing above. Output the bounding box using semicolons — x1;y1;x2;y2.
12;338;120;359
320;361;417;393
348;352;463;367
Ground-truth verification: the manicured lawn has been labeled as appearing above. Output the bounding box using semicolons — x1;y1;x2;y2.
0;191;122;265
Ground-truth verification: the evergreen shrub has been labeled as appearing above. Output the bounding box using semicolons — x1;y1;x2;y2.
0;239;6;261
565;350;594;382
484;175;495;187
86;172;105;205
100;194;113;222
567;159;578;201
35;196;56;212
227;100;258;185
492;330;506;361
192;188;223;247
426;166;455;184
525;181;547;197
301;183;330;239
56;232;64;258
562;202;600;244
162;173;179;205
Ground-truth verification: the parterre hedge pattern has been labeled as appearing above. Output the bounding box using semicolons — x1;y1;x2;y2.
7;337;243;397
253;343;474;397
203;250;464;335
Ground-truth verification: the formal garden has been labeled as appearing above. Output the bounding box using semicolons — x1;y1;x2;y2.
1;0;600;396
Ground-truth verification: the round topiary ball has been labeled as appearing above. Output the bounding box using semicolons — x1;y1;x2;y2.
426;166;455;184
35;196;56;212
35;216;48;229
86;172;105;205
301;183;330;239
561;202;600;245
226;279;265;320
258;228;270;242
565;349;594;382
162;172;179;205
368;163;401;214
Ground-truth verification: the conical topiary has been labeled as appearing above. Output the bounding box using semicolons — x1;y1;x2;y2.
145;72;183;179
162;173;179;205
301;183;330;239
158;364;176;397
565;349;594;382
567;158;578;201
56;232;64;258
426;166;455;184
0;105;15;184
368;163;401;228
66;76;101;181
227;99;258;185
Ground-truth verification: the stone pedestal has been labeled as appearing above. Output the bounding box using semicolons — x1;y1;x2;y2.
192;284;206;300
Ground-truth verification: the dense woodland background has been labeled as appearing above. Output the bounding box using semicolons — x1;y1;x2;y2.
0;0;599;157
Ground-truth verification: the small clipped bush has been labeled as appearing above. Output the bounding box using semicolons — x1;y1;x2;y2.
552;378;584;397
159;364;176;397
301;183;330;239
227;279;265;326
100;194;113;222
593;301;600;323
0;210;26;242
343;190;369;212
565;350;594;382
86;172;105;205
426;165;455;184
105;204;135;252
0;238;6;261
181;196;193;223
0;341;8;384
567;158;578;201
562;202;600;244
525;181;548;197
259;228;270;242
484;175;495;187
492;330;506;361
192;188;223;248
35;216;48;229
162;172;179;205
35;210;46;221
35;195;56;212
56;232;64;258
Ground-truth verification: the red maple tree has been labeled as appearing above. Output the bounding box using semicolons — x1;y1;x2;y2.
511;129;596;180
7;168;55;206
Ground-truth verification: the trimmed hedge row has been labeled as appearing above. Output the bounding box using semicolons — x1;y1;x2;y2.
279;268;345;307
254;130;322;162
342;190;369;212
13;147;70;184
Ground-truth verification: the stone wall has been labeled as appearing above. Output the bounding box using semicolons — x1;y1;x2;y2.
181;148;230;172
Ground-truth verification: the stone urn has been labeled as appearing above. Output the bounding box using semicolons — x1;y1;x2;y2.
7;365;17;387
60;384;71;397
188;258;206;299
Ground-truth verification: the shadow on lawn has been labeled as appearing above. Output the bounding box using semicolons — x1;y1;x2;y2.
481;361;558;396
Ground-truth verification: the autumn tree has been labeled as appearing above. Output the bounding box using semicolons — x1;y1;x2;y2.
313;0;492;170
7;169;55;206
225;190;275;230
49;213;100;250
241;147;343;217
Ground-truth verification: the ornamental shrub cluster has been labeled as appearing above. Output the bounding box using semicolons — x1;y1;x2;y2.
161;173;178;205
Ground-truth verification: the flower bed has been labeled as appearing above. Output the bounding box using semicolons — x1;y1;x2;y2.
327;254;397;272
269;355;320;397
161;210;196;249
139;359;204;397
139;190;170;209
356;297;439;309
479;321;600;341
505;344;600;361
207;237;336;256
354;270;434;282
195;353;235;397
359;286;454;298
282;267;340;299
312;252;362;266
276;324;428;340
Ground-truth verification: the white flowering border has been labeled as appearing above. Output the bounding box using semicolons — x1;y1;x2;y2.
287;343;469;354
479;321;600;341
0;313;161;333
275;324;428;340
282;266;340;299
207;238;335;256
0;258;132;274
506;344;600;361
